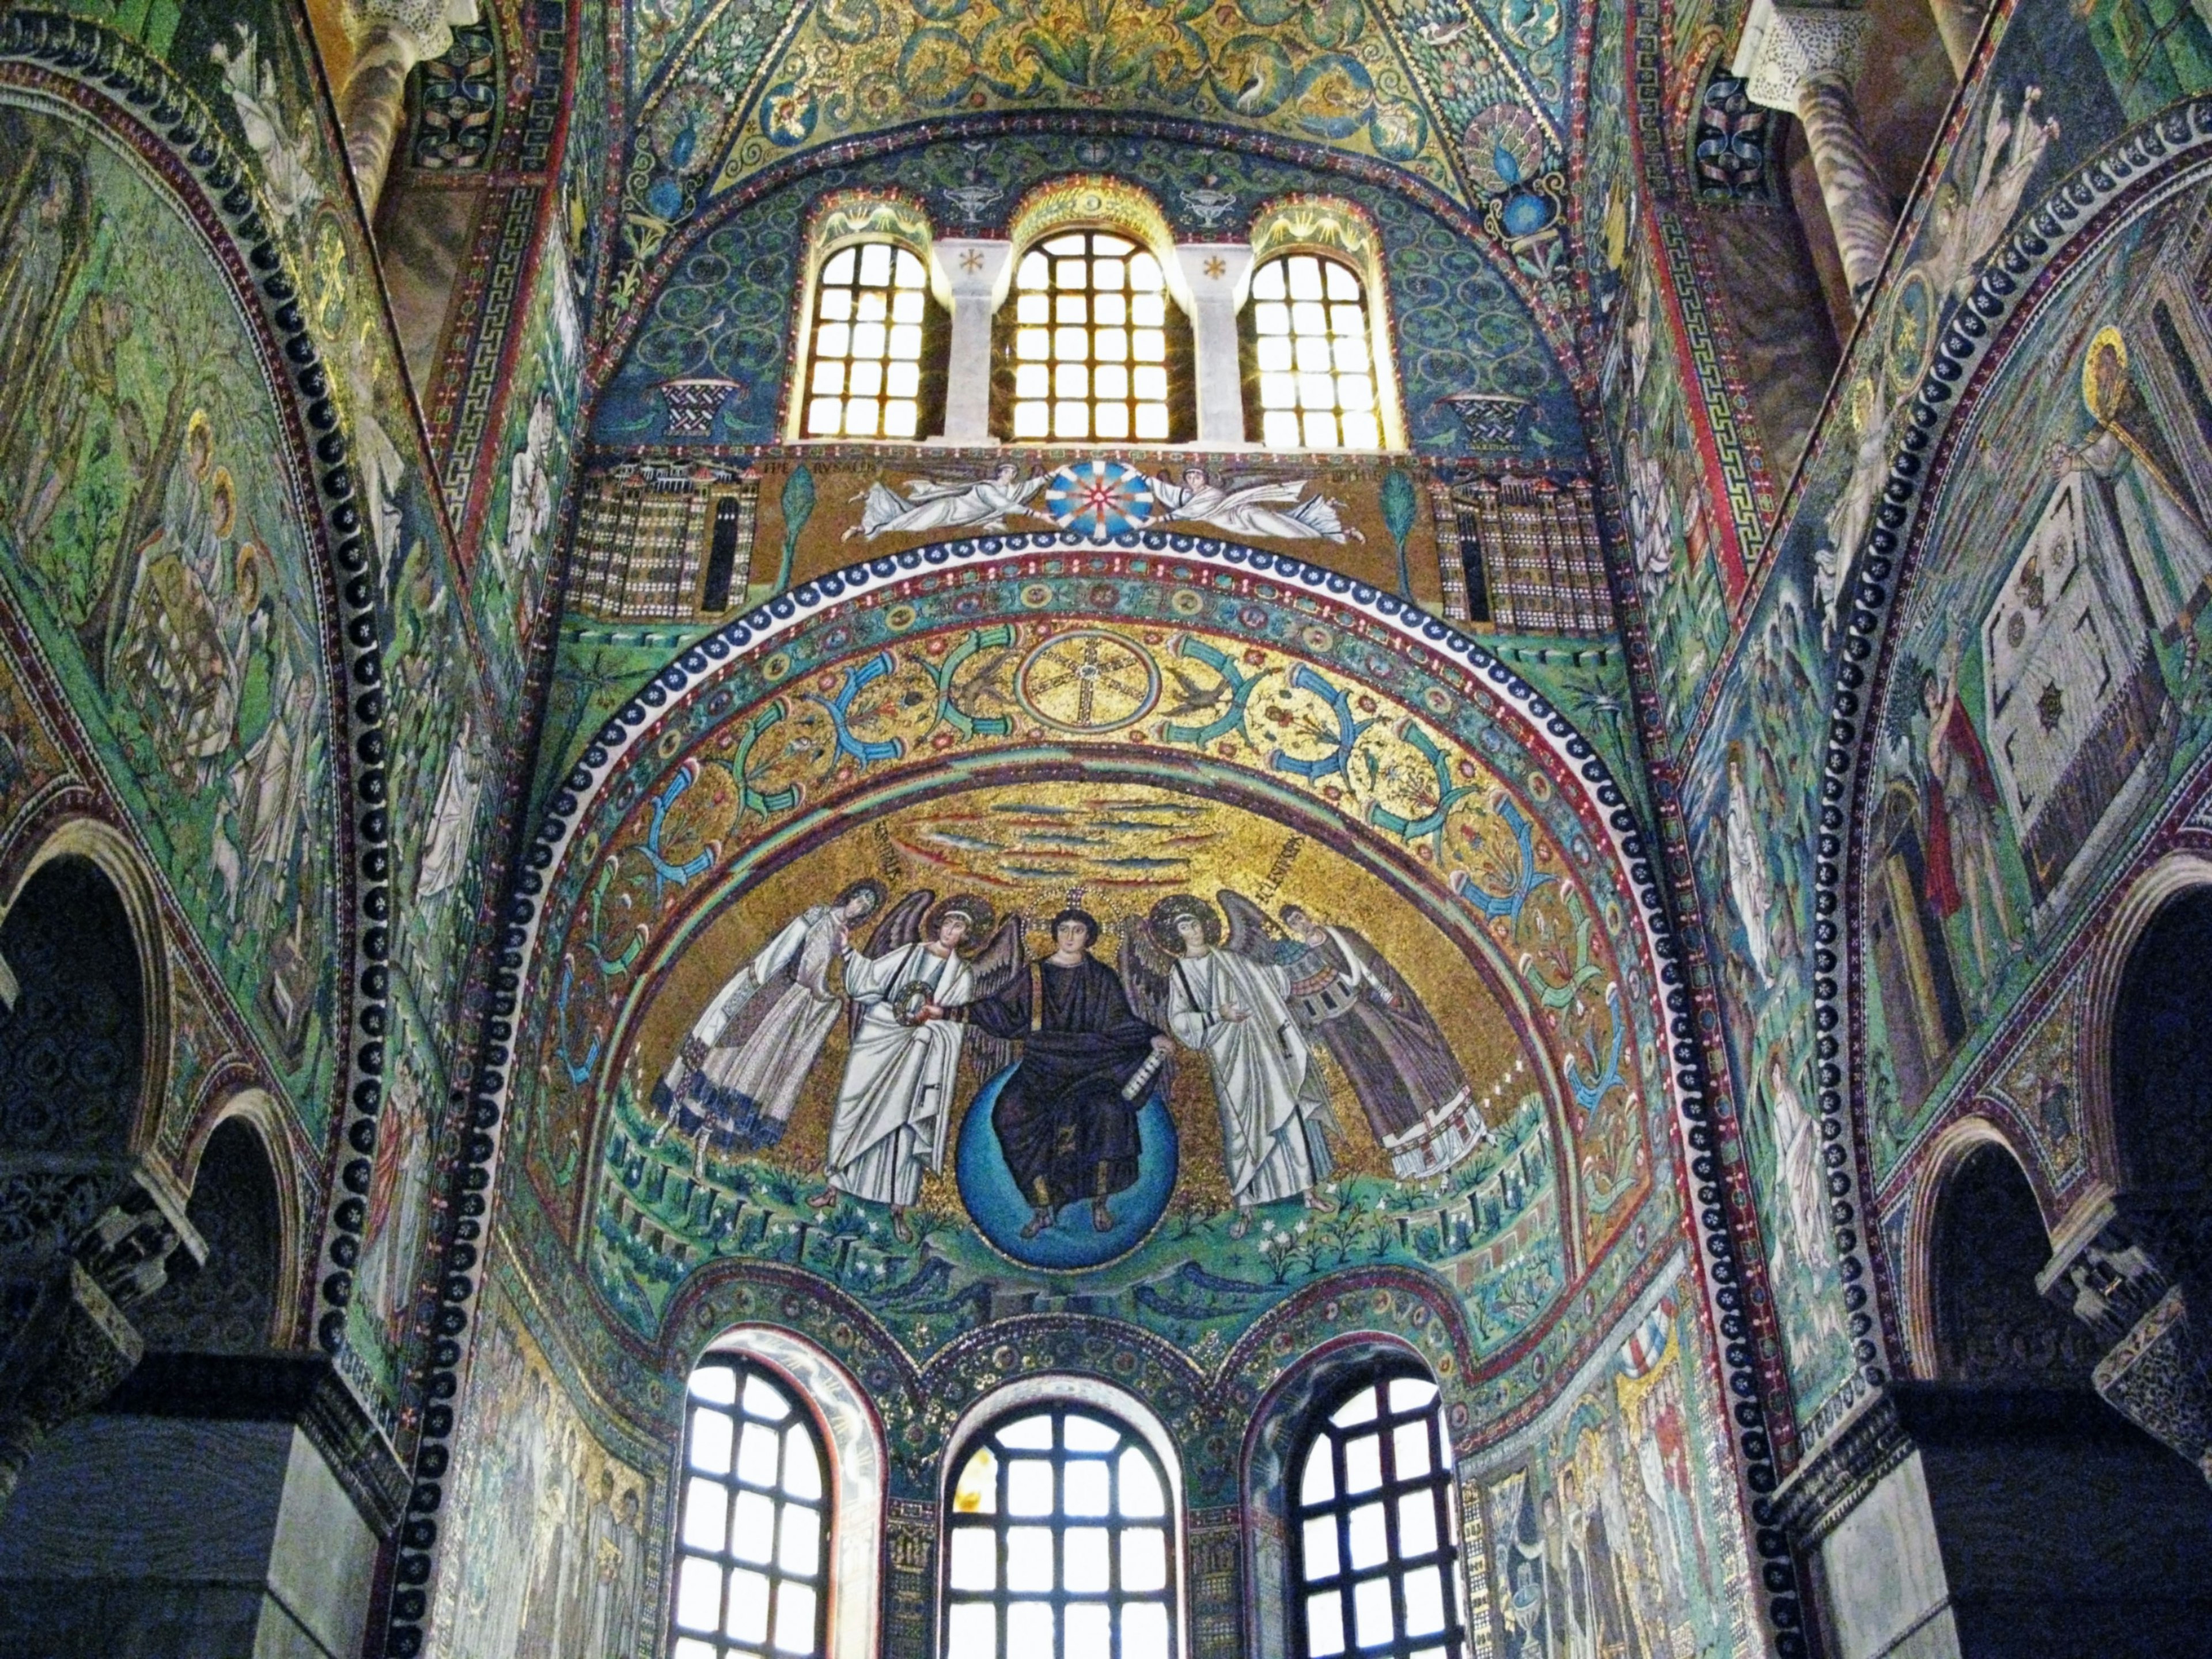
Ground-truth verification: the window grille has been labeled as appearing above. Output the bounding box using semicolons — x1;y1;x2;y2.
1243;252;1381;451
1291;1370;1465;1659
804;241;940;440
668;1357;831;1659
999;231;1192;443
944;1403;1179;1659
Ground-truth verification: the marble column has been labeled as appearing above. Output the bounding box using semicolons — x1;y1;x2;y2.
337;0;479;217
931;239;1013;446
1734;0;1897;307
1926;0;1987;77
0;1168;205;1513
2041;1192;2212;1485
1175;244;1256;447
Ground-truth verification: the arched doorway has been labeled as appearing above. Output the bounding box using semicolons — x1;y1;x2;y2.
1930;1142;2096;1388
0;854;145;1160
2110;887;2212;1195
135;1118;283;1355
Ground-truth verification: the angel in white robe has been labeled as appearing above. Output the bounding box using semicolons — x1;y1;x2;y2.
1134;893;1337;1236
210;23;321;231
811;892;1021;1240
846;464;1048;540
1151;468;1361;544
653;879;885;1173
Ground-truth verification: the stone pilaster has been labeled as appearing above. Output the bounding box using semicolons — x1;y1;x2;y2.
930;240;1014;445
0;1166;206;1512
2040;1192;2212;1484
337;0;479;215
1174;244;1255;446
1733;0;1897;305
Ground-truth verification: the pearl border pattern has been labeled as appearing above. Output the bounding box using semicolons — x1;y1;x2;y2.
388;528;1798;1654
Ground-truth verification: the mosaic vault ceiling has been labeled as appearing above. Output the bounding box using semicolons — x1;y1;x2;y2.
600;0;1593;359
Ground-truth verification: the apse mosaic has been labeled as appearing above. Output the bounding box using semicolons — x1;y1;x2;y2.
593;130;1585;460
513;559;1671;1384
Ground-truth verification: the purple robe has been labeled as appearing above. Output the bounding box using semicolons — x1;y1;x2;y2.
965;957;1158;1207
1283;927;1469;1144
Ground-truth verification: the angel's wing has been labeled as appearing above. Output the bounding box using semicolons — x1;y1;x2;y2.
963;916;1028;1081
1113;916;1177;1097
1217;478;1310;508
860;889;933;958
968;916;1027;997
1218;888;1287;963
849;889;933;1040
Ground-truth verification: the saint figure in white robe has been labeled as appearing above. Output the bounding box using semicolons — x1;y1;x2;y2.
1145;895;1336;1236
813;895;1007;1240
653;880;884;1170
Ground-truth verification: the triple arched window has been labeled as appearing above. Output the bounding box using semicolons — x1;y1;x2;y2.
785;188;1399;451
661;1351;1457;1659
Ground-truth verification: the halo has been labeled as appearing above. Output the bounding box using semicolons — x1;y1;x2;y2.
2083;324;2129;422
210;467;237;539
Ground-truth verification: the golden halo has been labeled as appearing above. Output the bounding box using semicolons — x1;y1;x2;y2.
2084;324;2129;422
233;541;266;612
209;467;237;540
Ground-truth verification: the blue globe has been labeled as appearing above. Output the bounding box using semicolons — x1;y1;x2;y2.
954;1065;1179;1272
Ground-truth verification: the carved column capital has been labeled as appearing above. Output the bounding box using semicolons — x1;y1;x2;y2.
340;0;480;66
336;0;480;214
2043;1191;2212;1484
0;1166;206;1512
1732;0;1870;111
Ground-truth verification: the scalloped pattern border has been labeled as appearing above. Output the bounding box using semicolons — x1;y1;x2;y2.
390;528;1800;1653
1808;102;2212;1450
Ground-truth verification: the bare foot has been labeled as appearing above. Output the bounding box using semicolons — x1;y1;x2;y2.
1305;1190;1337;1215
1228;1209;1252;1240
892;1209;917;1245
806;1188;839;1211
1021;1207;1054;1240
1092;1200;1115;1233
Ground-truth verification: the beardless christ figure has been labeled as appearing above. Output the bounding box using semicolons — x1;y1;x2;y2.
959;909;1172;1237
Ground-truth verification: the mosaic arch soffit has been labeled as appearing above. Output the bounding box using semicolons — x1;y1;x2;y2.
0;16;395;1373
526;551;1661;1255
594;0;1593;374
1808;102;2212;1439
413;533;1790;1618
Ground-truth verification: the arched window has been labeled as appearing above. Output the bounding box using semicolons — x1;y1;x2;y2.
802;240;944;440
668;1355;831;1659
999;230;1193;443
1290;1369;1465;1659
1244;252;1381;452
944;1400;1179;1659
